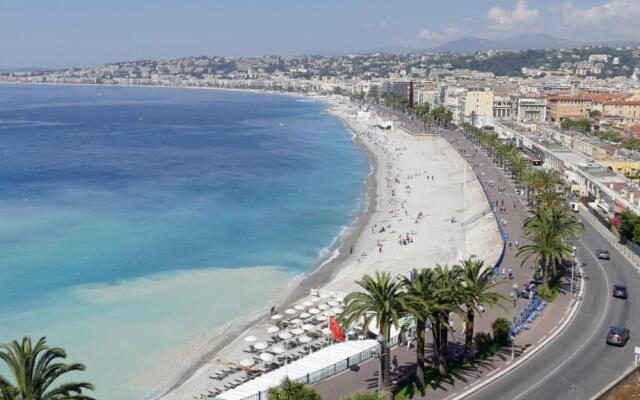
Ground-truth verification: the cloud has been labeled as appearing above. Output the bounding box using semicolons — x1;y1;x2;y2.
417;26;459;41
487;0;540;30
562;0;640;25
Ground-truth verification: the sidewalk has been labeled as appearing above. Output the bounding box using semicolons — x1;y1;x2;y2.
314;128;578;400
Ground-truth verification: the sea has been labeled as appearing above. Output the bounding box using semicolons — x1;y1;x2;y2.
0;84;369;399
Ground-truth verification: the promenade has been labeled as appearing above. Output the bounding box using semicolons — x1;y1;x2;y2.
314;124;576;400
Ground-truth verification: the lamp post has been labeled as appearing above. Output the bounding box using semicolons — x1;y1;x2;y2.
376;334;385;398
570;246;577;308
511;282;518;361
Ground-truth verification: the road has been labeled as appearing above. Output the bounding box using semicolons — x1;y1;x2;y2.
451;130;640;400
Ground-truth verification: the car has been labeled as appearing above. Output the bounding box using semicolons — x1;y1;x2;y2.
606;326;630;346
596;248;610;259
613;285;628;299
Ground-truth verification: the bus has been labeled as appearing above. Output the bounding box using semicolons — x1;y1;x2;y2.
519;146;544;166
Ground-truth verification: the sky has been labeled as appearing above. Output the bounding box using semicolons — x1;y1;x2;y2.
1;0;639;69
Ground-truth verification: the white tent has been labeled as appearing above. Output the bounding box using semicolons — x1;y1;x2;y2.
218;340;377;400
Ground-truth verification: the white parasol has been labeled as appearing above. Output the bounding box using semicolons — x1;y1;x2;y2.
240;358;255;367
254;342;268;350
328;300;340;307
308;308;320;315
294;304;305;311
302;324;315;331
299;312;311;319
284;308;297;315
266;326;280;334
244;336;257;343
260;353;274;362
279;332;293;340
318;304;330;310
298;335;312;344
270;346;285;354
271;314;283;320
291;328;305;335
303;300;313;307
321;327;332;335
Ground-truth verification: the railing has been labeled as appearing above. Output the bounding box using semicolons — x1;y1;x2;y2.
223;334;397;400
579;204;640;270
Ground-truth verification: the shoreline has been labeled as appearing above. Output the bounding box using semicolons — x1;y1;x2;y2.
144;96;378;400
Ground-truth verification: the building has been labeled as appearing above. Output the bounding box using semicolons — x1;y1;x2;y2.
464;87;493;126
602;101;640;124
416;83;442;107
379;81;410;97
493;95;512;120
511;94;547;123
546;94;593;123
444;86;467;124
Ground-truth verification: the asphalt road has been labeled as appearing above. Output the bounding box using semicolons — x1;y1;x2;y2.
465;206;640;400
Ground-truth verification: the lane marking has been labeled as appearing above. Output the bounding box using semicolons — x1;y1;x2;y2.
510;244;611;400
536;335;548;344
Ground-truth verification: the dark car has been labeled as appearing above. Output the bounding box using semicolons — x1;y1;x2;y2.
596;248;610;260
613;285;628;299
606;326;630;346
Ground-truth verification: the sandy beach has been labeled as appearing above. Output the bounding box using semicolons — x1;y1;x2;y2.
155;97;503;400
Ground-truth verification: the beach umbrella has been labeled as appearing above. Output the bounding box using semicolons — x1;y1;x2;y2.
279;332;293;340
318;304;330;310
322;310;333;317
303;300;313;307
311;297;321;303
332;307;344;315
298;335;312;344
271;314;283;320
284;308;297;315
294;304;305;311
328;300;340;307
302;324;315;331
320;292;330;299
308;308;320;315
299;312;311;319
254;342;268;350
240;358;255;367
290;318;303;325
291;328;305;335
321;327;332;335
244;335;257;343
314;315;326;322
260;353;274;362
271;346;285;354
266;326;280;334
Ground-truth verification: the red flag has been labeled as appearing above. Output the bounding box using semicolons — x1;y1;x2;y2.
329;316;345;342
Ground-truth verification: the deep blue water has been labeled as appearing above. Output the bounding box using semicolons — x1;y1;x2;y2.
0;84;368;398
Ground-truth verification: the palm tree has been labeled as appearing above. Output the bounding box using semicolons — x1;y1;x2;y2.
509;154;528;184
267;377;321;400
339;272;405;396
399;268;439;391
518;205;583;286
430;265;463;376
535;187;564;207
0;336;95;400
456;257;506;362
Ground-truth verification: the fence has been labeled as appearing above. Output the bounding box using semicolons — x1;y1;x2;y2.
227;332;401;400
579;204;640;270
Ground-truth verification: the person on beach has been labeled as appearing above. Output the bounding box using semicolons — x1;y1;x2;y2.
508;267;513;280
270;306;276;316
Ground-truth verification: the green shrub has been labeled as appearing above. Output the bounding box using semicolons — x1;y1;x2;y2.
267;377;322;400
474;332;493;354
491;318;512;346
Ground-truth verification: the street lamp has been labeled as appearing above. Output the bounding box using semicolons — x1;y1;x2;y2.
376;334;385;398
512;282;519;308
570;246;577;307
511;283;518;361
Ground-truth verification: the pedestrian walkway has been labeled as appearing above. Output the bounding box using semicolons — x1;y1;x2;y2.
314;128;577;400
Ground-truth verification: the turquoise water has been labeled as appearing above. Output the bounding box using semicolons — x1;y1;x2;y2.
0;85;368;399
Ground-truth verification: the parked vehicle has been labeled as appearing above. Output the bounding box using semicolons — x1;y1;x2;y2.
613;285;628;299
606;326;630;346
596;248;610;260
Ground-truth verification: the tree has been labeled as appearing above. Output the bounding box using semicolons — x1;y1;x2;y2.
0;336;95;400
339;272;405;396
430;265;463;376
491;318;512;346
267;377;321;400
456;257;506;362
518;205;583;286
509;153;528;184
399;268;439;392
